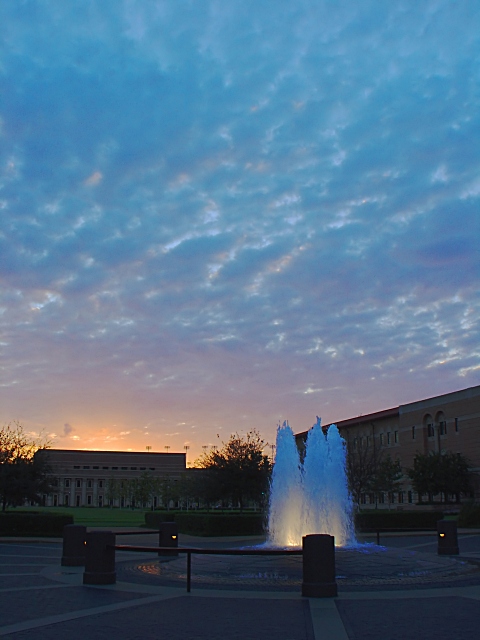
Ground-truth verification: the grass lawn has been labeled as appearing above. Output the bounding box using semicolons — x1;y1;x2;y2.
11;506;150;527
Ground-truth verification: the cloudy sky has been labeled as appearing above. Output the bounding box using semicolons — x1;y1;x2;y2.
1;1;479;463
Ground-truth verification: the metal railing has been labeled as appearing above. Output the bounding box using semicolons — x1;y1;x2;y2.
114;544;303;592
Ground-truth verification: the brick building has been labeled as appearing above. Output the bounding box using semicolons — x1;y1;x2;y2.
36;449;186;508
295;384;480;507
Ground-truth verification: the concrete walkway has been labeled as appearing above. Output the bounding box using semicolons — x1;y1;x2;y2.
1;532;480;639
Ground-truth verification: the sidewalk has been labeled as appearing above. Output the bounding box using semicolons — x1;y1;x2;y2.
1;534;480;639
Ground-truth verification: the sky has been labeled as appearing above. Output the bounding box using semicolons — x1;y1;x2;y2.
1;1;479;464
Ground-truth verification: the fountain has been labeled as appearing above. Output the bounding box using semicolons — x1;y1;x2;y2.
267;417;355;547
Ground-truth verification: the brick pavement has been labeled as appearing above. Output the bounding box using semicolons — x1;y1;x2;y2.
1;532;480;640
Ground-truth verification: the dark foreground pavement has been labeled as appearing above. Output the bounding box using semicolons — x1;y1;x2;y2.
1;531;480;640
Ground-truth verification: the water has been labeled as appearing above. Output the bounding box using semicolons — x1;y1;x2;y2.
267;417;355;547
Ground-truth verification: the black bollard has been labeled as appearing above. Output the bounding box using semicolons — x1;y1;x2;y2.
61;524;87;566
302;534;337;597
83;530;116;585
158;522;179;557
437;520;459;555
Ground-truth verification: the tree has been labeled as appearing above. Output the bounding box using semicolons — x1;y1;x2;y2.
136;472;159;509
105;477;121;507
0;421;53;511
408;451;472;503
371;454;403;508
346;437;383;507
195;430;271;511
158;474;180;510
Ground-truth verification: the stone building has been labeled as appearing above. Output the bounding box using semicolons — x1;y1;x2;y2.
36;449;186;508
295;384;480;507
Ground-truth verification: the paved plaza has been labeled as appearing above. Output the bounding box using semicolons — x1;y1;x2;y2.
1;530;480;639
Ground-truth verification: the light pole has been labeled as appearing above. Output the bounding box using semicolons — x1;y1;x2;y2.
164;446;170;453
184;445;190;466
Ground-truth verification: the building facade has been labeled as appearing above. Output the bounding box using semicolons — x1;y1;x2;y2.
36;449;186;508
295;384;480;507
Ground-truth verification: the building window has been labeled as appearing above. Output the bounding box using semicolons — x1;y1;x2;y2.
121;467;128;470
83;466;90;469
130;466;137;470
76;479;81;489
93;466;99;469
408;491;413;504
379;433;384;446
87;495;92;505
387;432;391;445
99;480;104;488
439;421;447;436
412;426;415;440
112;466;118;470
74;466;80;469
65;479;70;488
87;480;92;489
427;424;435;437
394;431;399;444
64;495;69;506
398;491;404;503
103;466;109;470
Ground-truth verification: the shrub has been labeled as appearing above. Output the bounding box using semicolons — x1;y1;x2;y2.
355;510;444;531
144;511;180;528
458;502;480;527
145;511;265;536
0;511;73;537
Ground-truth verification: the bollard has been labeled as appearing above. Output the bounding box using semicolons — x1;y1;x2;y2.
302;534;337;597
437;520;459;555
61;524;87;566
83;530;116;585
158;522;179;557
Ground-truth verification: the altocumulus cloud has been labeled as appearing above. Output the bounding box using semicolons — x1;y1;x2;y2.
0;0;479;456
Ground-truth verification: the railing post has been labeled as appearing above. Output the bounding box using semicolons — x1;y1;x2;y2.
302;534;337;597
437;520;459;555
187;551;192;593
83;530;116;585
61;524;87;566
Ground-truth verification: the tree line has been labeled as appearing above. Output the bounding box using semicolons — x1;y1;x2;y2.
346;434;472;507
0;421;474;511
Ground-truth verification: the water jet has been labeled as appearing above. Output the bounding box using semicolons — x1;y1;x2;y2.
267;418;355;547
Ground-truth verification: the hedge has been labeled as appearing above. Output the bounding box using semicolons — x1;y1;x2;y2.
0;512;74;537
145;511;265;536
355;510;445;531
144;511;180;528
458;502;480;527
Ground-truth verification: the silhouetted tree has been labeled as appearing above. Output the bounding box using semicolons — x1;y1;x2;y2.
371;454;403;508
408;451;472;503
346;437;383;506
195;430;271;511
0;422;53;511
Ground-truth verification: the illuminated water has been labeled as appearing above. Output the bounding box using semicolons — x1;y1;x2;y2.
267;418;355;547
